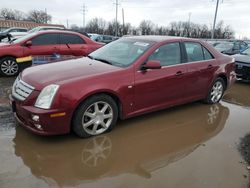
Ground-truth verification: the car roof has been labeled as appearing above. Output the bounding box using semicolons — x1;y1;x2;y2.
36;26;64;29
10;27;27;29
35;30;83;35
124;35;195;43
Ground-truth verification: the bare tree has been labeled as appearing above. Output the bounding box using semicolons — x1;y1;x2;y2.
0;8;15;20
85;18;107;34
123;23;131;36
139;20;155;35
27;10;51;24
84;17;234;39
0;8;25;20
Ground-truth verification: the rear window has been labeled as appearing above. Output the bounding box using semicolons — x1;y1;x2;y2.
184;42;214;62
203;47;214;60
60;34;85;44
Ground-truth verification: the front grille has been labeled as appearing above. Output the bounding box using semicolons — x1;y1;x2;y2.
12;77;35;101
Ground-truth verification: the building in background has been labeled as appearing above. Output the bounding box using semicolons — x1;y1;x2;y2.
0;19;65;31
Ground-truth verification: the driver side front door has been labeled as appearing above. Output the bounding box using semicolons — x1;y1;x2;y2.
23;33;60;56
134;42;188;114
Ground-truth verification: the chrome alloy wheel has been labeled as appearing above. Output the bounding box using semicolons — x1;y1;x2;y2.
82;101;113;135
210;81;223;103
1;59;18;76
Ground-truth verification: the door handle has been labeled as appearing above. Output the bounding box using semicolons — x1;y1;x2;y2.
175;71;183;76
207;65;213;69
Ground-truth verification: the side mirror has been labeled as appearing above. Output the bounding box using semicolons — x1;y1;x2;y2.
142;60;161;70
24;40;32;47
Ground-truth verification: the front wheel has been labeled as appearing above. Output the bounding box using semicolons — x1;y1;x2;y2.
0;57;19;76
205;78;225;104
73;94;118;138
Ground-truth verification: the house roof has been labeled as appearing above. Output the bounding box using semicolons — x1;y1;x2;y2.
0;19;65;30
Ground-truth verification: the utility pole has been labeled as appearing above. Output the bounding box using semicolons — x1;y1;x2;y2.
188;12;192;37
212;0;220;39
115;0;118;37
122;8;125;36
81;3;86;28
45;8;47;24
66;19;69;29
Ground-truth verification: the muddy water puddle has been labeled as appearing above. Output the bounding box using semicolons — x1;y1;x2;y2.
0;79;250;188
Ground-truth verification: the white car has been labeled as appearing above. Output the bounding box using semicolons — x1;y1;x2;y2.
1;27;28;37
28;26;65;34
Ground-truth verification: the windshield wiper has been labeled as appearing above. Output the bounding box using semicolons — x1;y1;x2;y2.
87;56;124;66
91;57;113;65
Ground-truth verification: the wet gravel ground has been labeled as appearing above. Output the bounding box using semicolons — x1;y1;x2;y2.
239;134;250;165
239;133;250;186
0;78;250;188
0;77;15;136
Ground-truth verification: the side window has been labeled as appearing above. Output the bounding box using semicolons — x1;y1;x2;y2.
60;34;85;44
203;47;214;60
148;43;181;66
233;42;240;50
19;29;27;32
240;42;247;50
32;34;58;46
10;29;18;32
184;42;204;62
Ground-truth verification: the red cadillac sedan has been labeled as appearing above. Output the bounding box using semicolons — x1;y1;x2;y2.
0;30;103;76
10;36;236;138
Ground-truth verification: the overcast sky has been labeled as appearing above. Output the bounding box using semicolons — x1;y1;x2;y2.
2;0;250;38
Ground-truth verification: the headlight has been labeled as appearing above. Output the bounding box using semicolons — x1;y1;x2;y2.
35;84;59;109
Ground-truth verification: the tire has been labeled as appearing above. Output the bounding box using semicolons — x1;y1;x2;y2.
0;57;19;77
205;77;225;104
73;94;118;138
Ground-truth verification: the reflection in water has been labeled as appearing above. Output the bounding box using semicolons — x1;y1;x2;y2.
14;103;229;187
81;136;112;167
223;82;250;107
0;77;15;104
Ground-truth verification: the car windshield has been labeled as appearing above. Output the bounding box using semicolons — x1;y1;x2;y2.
215;42;234;51
28;27;41;34
12;33;37;44
90;34;99;41
2;28;12;33
242;48;250;55
89;38;154;67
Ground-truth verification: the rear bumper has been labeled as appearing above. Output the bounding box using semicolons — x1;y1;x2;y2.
10;95;72;136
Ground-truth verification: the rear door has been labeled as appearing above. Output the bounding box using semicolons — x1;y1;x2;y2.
23;33;60;56
59;33;88;56
134;42;188;111
183;42;217;100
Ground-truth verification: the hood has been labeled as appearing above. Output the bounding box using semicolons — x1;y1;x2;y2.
0;42;12;47
21;57;121;90
232;54;250;64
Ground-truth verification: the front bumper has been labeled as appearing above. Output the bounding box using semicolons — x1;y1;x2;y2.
10;95;72;136
235;63;250;81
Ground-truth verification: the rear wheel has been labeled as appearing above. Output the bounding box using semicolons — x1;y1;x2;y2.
73;94;118;138
205;78;225;104
0;57;19;76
